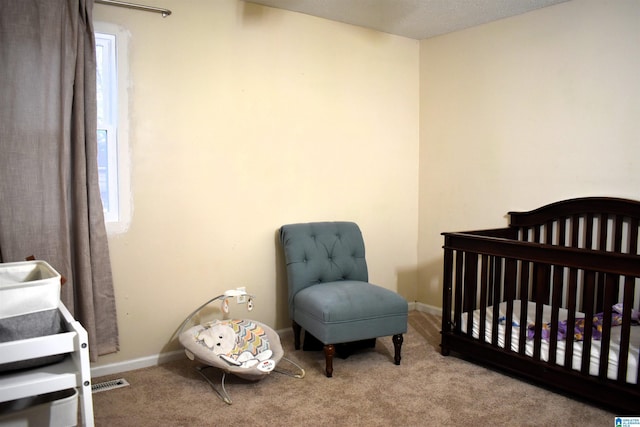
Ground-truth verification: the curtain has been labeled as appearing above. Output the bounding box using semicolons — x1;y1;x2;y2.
0;0;119;360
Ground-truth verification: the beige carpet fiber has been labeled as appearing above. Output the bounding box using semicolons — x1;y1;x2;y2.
92;311;617;426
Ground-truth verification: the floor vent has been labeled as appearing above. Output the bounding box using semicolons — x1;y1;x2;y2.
91;378;130;394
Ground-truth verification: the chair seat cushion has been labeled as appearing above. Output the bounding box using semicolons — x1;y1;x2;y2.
293;281;408;344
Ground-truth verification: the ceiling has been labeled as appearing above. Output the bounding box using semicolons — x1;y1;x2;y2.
244;0;569;40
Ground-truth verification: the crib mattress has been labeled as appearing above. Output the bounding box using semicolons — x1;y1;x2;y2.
460;300;640;383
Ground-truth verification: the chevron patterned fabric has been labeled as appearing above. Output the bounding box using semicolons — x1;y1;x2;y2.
225;319;270;356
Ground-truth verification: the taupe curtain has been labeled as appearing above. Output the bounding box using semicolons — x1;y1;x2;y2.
0;0;119;360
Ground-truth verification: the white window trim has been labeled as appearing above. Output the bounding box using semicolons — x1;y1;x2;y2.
95;22;132;234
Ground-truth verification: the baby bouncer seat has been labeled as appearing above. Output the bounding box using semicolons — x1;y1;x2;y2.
177;289;304;404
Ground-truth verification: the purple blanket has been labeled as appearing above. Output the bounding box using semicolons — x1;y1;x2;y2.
527;312;623;341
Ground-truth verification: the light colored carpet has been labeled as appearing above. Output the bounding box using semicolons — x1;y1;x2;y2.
92;311;616;426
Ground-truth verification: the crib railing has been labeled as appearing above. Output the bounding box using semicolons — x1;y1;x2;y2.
509;197;640;255
442;229;640;385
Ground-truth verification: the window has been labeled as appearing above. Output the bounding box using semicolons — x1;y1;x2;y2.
96;32;118;222
95;24;131;233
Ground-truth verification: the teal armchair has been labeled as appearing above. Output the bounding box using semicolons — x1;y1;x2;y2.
279;221;408;377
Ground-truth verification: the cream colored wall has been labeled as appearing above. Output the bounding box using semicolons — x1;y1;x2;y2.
418;0;640;307
92;0;419;366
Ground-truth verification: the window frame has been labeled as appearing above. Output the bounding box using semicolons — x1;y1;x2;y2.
96;32;119;223
94;23;131;234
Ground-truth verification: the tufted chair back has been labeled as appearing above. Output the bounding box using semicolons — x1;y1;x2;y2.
279;222;368;317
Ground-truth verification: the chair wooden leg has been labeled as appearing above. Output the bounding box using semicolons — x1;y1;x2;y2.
324;344;335;377
292;321;302;350
392;334;403;365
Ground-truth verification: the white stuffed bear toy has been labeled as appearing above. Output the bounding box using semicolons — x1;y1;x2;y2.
197;321;273;370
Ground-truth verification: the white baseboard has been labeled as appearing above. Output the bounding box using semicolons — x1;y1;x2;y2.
413;302;442;316
91;349;184;379
91;305;442;378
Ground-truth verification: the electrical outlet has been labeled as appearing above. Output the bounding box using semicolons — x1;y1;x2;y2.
236;287;246;304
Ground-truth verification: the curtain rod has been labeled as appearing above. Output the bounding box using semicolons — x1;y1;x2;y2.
95;0;172;17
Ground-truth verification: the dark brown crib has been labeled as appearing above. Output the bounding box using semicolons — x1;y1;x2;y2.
440;197;640;414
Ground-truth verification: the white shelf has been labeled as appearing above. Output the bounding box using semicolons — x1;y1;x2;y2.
0;357;79;401
0;302;94;426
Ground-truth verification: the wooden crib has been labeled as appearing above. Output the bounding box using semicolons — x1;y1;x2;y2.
440;197;640;414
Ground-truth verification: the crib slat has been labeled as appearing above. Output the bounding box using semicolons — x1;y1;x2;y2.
464;252;478;314
597;274;616;380
558;217;567;246
504;295;514;351
617;275;635;383
570;214;580;249
548;264;564;364
563;267;578;370
518;297;528;354
503;258;517;352
630;217;639;255
491;257;502;347
463;252;478;342
487;255;495;308
478;255;489;344
533;262;551;305
585;214;594;250
613;215;623;253
454;251;464;334
532;300;543;361
517;262;530;354
580;271;596;375
534;224;542;244
532;265;550;360
599;214;608;252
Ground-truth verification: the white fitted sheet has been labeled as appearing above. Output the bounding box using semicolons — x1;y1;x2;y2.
460;300;640;383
